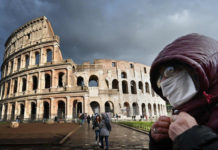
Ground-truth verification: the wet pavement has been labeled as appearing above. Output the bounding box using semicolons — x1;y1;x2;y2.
1;123;149;150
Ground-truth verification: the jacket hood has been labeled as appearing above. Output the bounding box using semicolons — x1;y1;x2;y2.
150;33;218;102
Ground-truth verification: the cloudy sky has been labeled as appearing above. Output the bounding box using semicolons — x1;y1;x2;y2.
1;0;218;69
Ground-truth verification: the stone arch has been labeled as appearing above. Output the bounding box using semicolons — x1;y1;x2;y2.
77;76;84;86
35;51;40;65
141;103;146;116
130;80;137;94
132;102;139;115
138;81;143;93
124;102;130;117
13;79;18;93
43;101;49;119
89;75;98;87
45;74;51;88
57;100;65;119
122;80;128;94
11;103;15;120
112;79;119;90
22;78;27;92
105;101;114;114
4;104;8;120
145;82;150;93
90;101;100;114
148;103;152;118
31;102;36;120
25;54;29;68
121;72;127;78
73;100;83;118
46;49;52;63
158;104;161;115
20;103;25;120
153;104;157;115
58;72;65;87
32;76;38;90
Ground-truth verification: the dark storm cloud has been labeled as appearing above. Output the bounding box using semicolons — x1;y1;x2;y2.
1;0;218;68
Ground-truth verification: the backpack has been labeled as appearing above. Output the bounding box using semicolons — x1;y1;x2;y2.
105;119;111;131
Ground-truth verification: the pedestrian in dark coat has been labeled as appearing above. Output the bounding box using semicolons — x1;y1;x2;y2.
87;115;91;127
99;113;111;150
93;115;101;145
149;33;218;150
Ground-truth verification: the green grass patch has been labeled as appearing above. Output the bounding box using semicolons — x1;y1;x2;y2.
0;121;9;125
117;121;153;132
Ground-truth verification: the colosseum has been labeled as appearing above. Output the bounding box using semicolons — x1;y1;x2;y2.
0;16;167;122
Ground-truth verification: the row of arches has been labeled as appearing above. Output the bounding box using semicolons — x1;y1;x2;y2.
2;49;52;78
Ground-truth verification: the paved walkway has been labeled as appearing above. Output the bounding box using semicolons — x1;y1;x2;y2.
64;123;149;150
1;123;149;150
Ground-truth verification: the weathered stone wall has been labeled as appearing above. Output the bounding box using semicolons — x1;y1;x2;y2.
0;16;167;121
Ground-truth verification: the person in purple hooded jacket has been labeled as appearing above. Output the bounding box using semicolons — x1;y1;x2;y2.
149;33;218;150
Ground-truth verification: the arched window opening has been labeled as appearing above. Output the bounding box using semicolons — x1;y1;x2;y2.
148;103;152;117
20;104;25;120
46;49;52;63
144;67;147;73
25;55;29;68
17;57;21;70
112;79;119;90
124;102;130;117
11;104;15;120
73;100;83;118
90;101;100;114
7;81;10;95
43;102;49;119
58;101;65;119
14;80;17;93
31;102;36;120
131;81;137;94
154;104;157;115
130;63;134;68
89;75;98;87
77;77;84;86
121;72;127;78
105;101;114;114
45;74;51;88
145;82;150;93
138;81;143;93
4;104;8;120
32;76;38;90
22;78;26;92
35;52;40;65
142;103;146;116
58;72;65;87
122;81;128;94
132;103;139;115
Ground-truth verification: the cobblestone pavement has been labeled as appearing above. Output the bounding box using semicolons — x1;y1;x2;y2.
1;123;149;150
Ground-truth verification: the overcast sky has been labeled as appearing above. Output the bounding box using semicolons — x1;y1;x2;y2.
1;0;218;69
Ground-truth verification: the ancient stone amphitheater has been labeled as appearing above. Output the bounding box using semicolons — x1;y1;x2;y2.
0;16;167;121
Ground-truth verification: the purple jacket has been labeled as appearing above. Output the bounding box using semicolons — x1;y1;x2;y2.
150;33;218;133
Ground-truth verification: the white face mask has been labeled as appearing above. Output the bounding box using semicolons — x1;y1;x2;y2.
160;70;198;108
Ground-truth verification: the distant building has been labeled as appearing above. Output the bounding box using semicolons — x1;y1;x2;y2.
0;16;167;121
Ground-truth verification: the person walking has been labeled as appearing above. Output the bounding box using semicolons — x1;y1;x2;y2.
87;115;91;128
99;113;111;150
92;114;101;145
